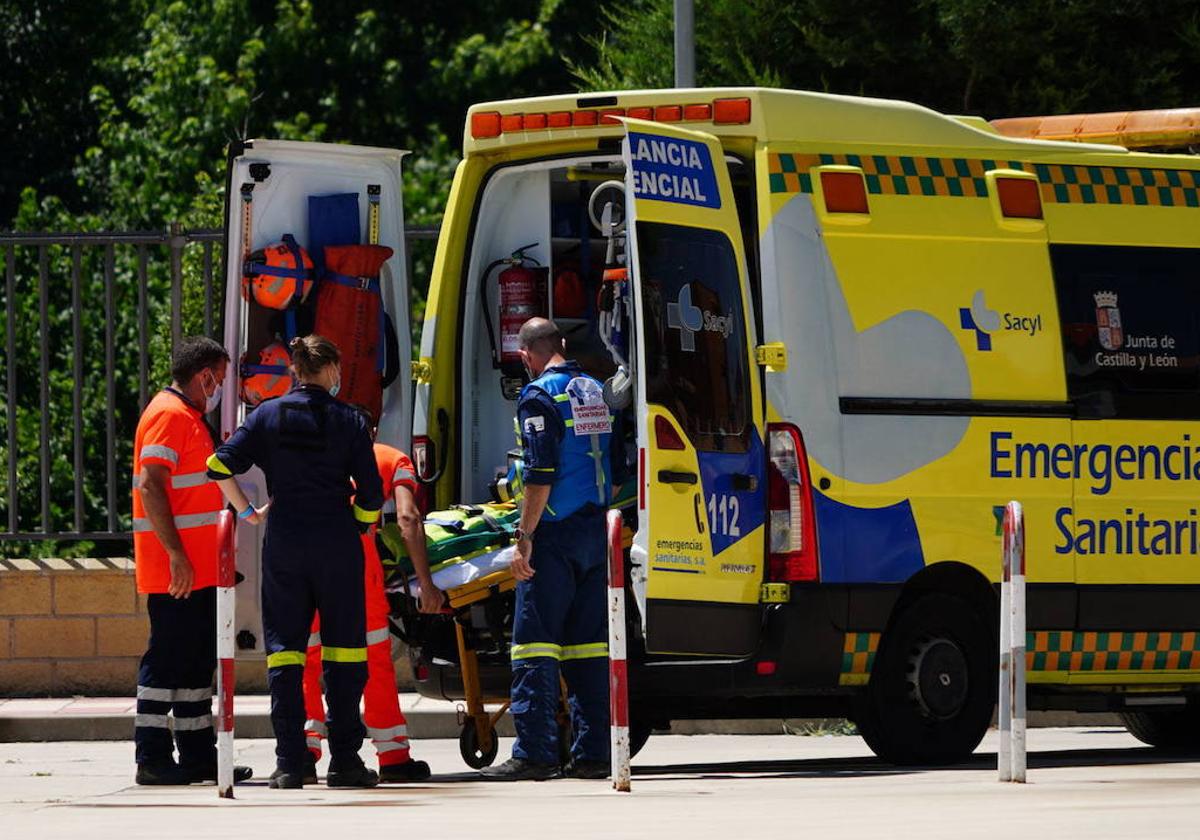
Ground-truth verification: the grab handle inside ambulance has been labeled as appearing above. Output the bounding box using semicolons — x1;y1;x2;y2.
414;408;450;487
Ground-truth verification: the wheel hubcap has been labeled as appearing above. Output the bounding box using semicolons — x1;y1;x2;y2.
907;636;969;720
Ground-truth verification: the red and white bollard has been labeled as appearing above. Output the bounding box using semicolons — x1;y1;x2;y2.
215;510;237;799
606;509;631;792
999;500;1026;783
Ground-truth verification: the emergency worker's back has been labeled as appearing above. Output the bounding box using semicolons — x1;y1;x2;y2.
212;386;383;523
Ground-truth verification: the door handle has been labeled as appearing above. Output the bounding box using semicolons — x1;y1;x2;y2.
657;469;698;485
731;473;758;492
693;493;705;534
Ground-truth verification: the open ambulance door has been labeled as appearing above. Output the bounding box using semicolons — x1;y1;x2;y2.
620;120;767;657
220;140;412;656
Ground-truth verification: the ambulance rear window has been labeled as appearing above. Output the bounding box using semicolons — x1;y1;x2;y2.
638;222;751;452
1051;244;1200;419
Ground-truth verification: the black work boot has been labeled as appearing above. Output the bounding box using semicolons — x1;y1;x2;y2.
564;759;609;779
327;760;379;788
378;759;431;783
268;767;304;789
479;757;562;781
303;754;319;786
135;761;191;786
182;763;255;784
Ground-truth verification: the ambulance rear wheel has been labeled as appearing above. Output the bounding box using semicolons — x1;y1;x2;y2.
459;718;499;769
853;593;994;766
1121;709;1200;751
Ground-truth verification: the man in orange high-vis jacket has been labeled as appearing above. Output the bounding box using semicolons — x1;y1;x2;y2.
132;336;252;787
302;440;445;783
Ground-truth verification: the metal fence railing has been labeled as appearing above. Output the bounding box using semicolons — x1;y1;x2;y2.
0;225;437;549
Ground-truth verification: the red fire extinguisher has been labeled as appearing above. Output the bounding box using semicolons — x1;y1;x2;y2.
481;244;547;374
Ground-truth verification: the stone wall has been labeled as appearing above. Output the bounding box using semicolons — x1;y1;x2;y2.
0;559;273;696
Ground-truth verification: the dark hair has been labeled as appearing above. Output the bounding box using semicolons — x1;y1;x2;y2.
288;334;340;379
518;317;563;356
171;336;230;385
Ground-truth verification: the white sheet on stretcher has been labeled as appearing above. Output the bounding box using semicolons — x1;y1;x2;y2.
408;545;515;599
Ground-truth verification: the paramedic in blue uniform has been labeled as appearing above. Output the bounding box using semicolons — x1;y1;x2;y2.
206;334;384;789
482;317;615;781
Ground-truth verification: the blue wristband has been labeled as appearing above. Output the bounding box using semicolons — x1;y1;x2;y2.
238;504;254;520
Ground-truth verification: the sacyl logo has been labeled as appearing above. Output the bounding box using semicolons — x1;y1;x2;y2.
959;290;1041;351
666;284;734;352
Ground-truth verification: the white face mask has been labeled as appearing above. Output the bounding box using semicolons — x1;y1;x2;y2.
201;370;222;413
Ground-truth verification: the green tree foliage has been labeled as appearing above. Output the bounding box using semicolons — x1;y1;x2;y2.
5;0;1200;555
577;0;1200;117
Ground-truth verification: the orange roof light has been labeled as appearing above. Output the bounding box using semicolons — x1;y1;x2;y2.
990;107;1200;149
573;110;599;127
684;103;712;121
599;108;625;125
471;111;502;139
627;106;653;120
500;114;523;133
654;105;683;122
821;171;869;214
524;113;548;130
713;97;751;125
548;111;572;128
996;177;1043;219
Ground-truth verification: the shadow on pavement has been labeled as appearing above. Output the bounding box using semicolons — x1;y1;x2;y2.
631;742;1196;781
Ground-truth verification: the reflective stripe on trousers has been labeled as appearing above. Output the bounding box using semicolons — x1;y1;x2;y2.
136;685;211;703
511;642;563;662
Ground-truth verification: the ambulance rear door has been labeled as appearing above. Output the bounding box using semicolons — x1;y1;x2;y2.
620;120;767;657
221;139;412;655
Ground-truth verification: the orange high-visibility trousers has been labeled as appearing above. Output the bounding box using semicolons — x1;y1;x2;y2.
303;533;411;766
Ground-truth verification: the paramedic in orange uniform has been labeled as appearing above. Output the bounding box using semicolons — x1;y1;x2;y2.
301;435;444;783
131;336;252;786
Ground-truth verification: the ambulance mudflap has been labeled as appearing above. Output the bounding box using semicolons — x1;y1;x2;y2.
620;120;768;657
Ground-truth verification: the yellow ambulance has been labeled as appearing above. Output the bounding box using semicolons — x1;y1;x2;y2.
408;87;1200;764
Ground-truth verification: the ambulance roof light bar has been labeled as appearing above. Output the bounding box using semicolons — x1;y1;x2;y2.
990;106;1200;150
470;97;752;139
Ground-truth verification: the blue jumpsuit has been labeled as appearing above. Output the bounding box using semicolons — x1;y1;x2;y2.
512;362;615;766
207;385;383;773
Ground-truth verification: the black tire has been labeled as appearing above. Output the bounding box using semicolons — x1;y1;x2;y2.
852;592;995;765
1121;709;1200;751
459;718;500;769
629;720;652;758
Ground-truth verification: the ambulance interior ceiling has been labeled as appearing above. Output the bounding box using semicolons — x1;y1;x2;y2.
232;152;410;448
461;156;623;501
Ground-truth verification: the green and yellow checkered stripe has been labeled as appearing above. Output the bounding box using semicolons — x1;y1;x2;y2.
1027;630;1200;672
840;631;880;682
768;152;1200;207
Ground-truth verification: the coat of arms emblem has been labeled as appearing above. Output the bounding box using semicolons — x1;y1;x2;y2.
1094;290;1123;351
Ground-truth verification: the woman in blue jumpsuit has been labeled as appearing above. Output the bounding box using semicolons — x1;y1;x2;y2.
207;335;384;789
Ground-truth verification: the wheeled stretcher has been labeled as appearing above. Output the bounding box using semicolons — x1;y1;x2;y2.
383;494;634;769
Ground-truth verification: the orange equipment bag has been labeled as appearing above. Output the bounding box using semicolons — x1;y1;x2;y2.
313;244;393;423
243;234;315;310
240;341;292;406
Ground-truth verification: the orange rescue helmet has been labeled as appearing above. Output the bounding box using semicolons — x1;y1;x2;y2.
240;342;292;406
243;234;315;310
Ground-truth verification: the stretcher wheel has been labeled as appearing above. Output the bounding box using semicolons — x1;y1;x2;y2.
459;717;499;769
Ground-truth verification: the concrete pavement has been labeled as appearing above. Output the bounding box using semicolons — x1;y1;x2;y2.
2;728;1198;839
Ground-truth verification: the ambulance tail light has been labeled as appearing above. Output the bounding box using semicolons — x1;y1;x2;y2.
654;415;686;451
767;423;819;582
